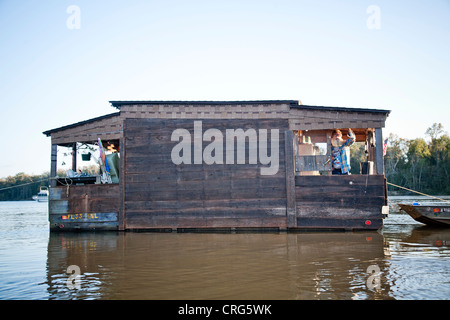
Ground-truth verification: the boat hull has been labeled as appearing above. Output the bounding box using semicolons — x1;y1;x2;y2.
399;204;450;227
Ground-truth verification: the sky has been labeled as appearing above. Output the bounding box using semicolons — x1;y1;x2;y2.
0;0;449;178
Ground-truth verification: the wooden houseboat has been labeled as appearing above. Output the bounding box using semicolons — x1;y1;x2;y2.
43;100;390;232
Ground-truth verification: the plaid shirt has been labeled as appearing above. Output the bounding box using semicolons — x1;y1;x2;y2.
331;132;355;174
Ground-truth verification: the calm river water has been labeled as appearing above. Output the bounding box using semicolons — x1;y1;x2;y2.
0;199;449;300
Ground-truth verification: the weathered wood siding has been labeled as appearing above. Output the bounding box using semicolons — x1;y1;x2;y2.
123;118;289;230
118;102;293;120
289;107;388;131
49;184;120;231
47;113;122;146
295;175;387;230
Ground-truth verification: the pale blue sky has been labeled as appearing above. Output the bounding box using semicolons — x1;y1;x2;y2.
0;0;449;177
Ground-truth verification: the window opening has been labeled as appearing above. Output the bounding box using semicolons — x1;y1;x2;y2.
294;129;377;176
55;140;120;185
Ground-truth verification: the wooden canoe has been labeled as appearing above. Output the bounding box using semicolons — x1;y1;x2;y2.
399;203;450;227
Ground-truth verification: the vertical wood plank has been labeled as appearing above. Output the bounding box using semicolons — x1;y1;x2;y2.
119;126;126;231
285;130;296;227
50;143;57;187
375;128;384;175
325;130;332;175
72;143;77;172
118;121;127;231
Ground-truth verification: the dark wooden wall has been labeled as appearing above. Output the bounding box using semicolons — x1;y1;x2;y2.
123;118;289;230
49;184;120;231
49;184;120;214
295;175;387;230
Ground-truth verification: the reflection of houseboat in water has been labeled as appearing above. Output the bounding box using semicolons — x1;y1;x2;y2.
32;187;49;202
45;231;390;299
43;100;390;232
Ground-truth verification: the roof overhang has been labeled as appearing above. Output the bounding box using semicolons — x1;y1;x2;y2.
109;100;300;109
291;104;391;116
43;112;121;137
109;100;390;116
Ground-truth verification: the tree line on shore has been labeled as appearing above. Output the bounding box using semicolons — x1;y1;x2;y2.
0;172;50;201
1;123;449;201
385;123;449;195
350;123;449;195
0;166;99;201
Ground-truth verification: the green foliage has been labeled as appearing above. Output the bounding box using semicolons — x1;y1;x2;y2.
0;165;99;201
386;123;450;195
0;172;50;201
349;142;367;175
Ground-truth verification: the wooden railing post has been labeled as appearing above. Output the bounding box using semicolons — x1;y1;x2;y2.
285;130;297;228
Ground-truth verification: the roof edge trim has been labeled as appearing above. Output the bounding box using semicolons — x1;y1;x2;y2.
43;112;121;136
291;104;391;115
109;100;300;109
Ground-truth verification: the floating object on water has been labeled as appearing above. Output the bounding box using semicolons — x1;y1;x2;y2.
399;203;450;227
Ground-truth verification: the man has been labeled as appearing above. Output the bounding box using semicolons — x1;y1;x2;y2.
331;128;355;175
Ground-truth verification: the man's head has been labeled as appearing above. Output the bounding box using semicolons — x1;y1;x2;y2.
332;129;343;147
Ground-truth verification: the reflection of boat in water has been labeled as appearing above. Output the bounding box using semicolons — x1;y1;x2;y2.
32;187;49;202
404;226;450;248
399;203;450;227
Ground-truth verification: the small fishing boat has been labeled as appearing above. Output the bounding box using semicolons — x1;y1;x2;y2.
399;203;450;227
32;187;49;202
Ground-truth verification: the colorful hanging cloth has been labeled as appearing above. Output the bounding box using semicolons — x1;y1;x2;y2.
98;138;110;173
